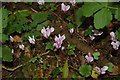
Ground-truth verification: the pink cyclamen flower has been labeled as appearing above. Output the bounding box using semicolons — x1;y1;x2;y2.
61;3;70;12
95;66;108;74
38;0;44;5
110;32;116;41
69;28;74;34
41;26;54;39
54;34;65;49
111;41;120;50
85;52;94;63
19;44;25;50
28;35;35;44
70;0;76;6
10;36;14;42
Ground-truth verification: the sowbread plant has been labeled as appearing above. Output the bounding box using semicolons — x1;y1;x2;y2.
19;44;25;50
95;66;108;74
38;0;45;5
70;0;76;6
85;52;94;63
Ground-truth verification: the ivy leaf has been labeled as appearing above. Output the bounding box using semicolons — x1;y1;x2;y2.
93;52;100;60
81;2;107;17
2;45;13;62
45;42;53;50
106;62;114;72
63;59;69;78
94;8;112;29
84;25;93;36
79;64;92;77
67;44;76;50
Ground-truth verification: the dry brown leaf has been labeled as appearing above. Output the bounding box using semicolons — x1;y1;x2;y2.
109;66;120;75
13;35;23;42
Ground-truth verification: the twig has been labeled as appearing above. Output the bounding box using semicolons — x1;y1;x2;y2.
2;50;50;72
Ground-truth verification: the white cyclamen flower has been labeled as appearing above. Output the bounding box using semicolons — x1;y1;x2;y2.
69;28;74;34
10;36;14;42
61;3;70;12
70;0;76;6
12;49;14;54
41;26;54;39
111;41;120;50
85;52;94;63
19;44;25;50
38;0;45;5
95;66;108;74
28;35;35;44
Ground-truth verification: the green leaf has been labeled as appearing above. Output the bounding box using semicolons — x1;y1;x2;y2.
106;62;114;72
1;8;10;28
115;7;120;21
45;42;53;50
93;52;100;60
68;50;75;56
2;34;8;42
67;23;74;29
31;12;49;24
94;8;112;29
51;67;61;78
67;44;76;50
63;59;69;78
81;2;107;17
115;28;120;41
79;64;92;77
2;45;13;62
84;25;93;36
76;8;83;27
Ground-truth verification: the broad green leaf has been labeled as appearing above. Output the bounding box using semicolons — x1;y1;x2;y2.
79;64;92;77
93;52;100;60
63;59;69;78
1;8;10;28
31;12;49;24
67;44;76;50
2;45;13;62
17;10;31;17
2;34;8;42
76;8;83;27
45;42;54;50
84;25;93;36
94;8;112;29
115;7;120;21
81;2;107;17
68;50;75;56
106;62;114;72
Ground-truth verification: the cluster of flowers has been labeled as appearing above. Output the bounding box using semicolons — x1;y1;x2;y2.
38;0;76;12
85;52;108;75
10;26;69;51
110;32;120;50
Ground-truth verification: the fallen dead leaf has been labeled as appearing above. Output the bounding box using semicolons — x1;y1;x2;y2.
109;66;120;75
13;35;23;42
